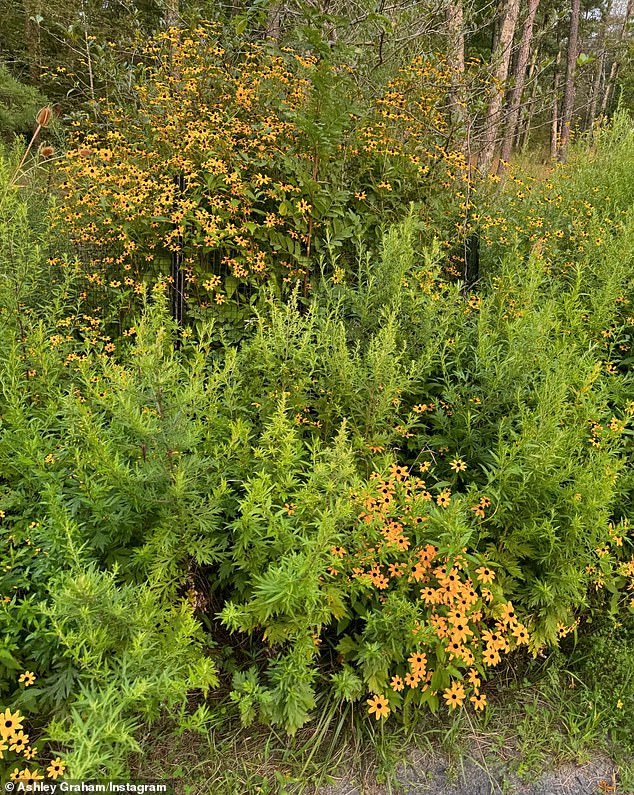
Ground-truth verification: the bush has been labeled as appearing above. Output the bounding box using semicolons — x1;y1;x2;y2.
0;65;48;140
52;24;469;333
2;96;634;780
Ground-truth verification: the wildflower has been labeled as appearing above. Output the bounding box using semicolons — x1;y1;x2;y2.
450;458;467;472
367;694;390;719
436;489;451;508
476;566;495;584
390;676;404;692
482;647;501;667
512;624;529;645
23;746;37;760
0;738;7;758
0;708;24;739
467;668;481;689
19;768;43;782
9;731;29;753
443;680;466;710
449;621;472;644
470;693;487;710
47;758;66;779
616;699;624;710
408;652;427;673
19;671;36;687
404;671;420;688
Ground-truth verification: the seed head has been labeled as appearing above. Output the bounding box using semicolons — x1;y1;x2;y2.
36;106;53;127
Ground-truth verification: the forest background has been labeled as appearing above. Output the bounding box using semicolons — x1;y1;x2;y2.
2;0;634;792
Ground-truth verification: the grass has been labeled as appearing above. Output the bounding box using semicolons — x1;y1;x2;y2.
130;651;633;794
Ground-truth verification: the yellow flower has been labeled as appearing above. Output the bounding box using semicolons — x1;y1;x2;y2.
475;566;495;584
19;671;36;687
0;708;24;740
47;758;66;779
470;693;487;711
0;737;7;758
616;699;624;710
367;694;390;719
18;768;44;782
9;730;29;753
443;680;466;710
450;458;467;472
436;489;451;508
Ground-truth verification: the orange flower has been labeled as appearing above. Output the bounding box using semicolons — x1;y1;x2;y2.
404;671;420;688
467;668;481;689
367;694;390;719
476;566;495;584
482;647;501;667
443;680;466;710
390;676;404;692
408;652;427;673
499;602;517;625
420;587;438;605
470;693;487;711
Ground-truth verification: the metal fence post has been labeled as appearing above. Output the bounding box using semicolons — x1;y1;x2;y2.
171;173;185;348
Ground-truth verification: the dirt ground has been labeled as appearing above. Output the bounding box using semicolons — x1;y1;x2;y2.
318;749;623;795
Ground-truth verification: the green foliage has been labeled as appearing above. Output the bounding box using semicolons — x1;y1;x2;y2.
0;65;47;139
570;613;634;757
3;106;634;781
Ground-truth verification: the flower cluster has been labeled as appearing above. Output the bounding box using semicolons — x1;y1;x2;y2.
53;26;470;319
1;699;66;782
329;465;530;719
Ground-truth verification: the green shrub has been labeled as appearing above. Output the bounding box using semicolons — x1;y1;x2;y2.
0;65;48;139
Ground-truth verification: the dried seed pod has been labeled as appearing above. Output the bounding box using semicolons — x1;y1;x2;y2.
36;106;53;127
39;145;55;158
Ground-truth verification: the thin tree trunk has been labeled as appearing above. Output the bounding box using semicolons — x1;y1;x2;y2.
23;0;42;82
446;0;466;146
600;0;634;116
498;0;540;172
558;0;581;161
164;0;179;27
519;47;539;150
266;2;282;40
478;0;521;173
587;1;612;128
550;44;563;160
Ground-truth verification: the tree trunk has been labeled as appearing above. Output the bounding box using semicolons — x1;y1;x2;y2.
446;1;467;147
266;2;282;40
478;0;521;173
558;0;581;161
498;0;540;172
550;43;563;160
23;0;42;82
587;1;612;128
164;0;179;27
600;0;634;116
519;47;539;150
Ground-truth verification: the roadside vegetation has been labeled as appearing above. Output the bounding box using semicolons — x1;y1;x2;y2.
1;4;634;792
